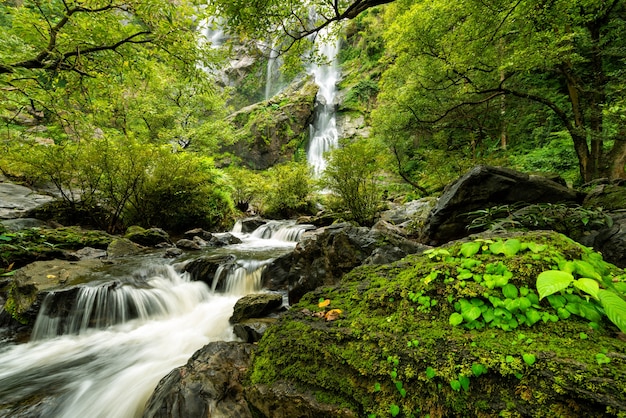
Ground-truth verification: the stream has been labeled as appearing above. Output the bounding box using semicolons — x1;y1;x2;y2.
0;222;307;418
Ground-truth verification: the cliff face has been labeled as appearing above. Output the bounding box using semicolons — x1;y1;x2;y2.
221;77;318;170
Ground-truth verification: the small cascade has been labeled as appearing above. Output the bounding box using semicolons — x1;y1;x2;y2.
31;264;208;340
307;25;341;176
251;220;314;242
212;259;271;294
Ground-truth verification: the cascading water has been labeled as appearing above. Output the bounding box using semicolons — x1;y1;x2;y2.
0;220;308;418
265;41;281;100
307;26;341;177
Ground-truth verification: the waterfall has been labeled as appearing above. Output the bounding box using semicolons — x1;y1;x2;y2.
307;26;341;176
265;41;280;100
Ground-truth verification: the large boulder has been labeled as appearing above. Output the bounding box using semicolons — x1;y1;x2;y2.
124;226;171;247
246;231;626;417
420;165;581;246
261;222;429;304
142;341;254;418
181;254;237;289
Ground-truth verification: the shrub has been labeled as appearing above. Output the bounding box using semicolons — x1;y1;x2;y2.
321;140;383;225
261;161;314;218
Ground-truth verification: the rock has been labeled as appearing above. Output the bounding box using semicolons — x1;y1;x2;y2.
183;228;214;241
247;231;626;417
584;211;626;268
229;293;284;324
175;239;202;250
182;254;236;288
125;226;171;247
236;217;267;233
233;318;277;343
209;233;242;247
420;165;581;246
261;222;428;304
336;112;370;141
163;247;183;258
0;182;54;219
1;218;48;232
223;78;318;170
0;259;106;329
71;247;107;260
107;238;145;258
245;381;357;418
583;183;626;211
142;341;254;418
380;197;436;227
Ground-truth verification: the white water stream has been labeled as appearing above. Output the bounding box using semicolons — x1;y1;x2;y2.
0;221;310;418
307;26;341;177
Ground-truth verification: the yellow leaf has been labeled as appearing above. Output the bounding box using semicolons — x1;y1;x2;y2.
325;309;342;321
46;274;56;279
318;299;331;308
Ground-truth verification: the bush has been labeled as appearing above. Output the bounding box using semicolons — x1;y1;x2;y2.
1;135;234;232
261;161;315;218
321;140;383;225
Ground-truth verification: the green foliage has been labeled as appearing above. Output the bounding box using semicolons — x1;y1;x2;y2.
3;137;234;233
321;140;384;225
261;161;314;218
510;135;580;185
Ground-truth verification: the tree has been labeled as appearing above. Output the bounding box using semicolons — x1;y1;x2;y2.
373;0;626;182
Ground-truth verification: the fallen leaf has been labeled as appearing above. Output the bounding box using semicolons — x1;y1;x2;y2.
318;299;331;308
46;274;57;279
325;309;343;321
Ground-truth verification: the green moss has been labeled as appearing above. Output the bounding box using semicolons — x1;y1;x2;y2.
248;231;626;417
0;226;114;274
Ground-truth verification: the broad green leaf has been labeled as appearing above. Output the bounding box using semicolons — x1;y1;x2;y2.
526;242;546;253
503;239;522;256
522;353;536;366
449;312;464;326
459;375;470;391
573;260;601;280
471;363;487;377
390;404;400;417
525;309;541;325
598;290;626;333
462;306;482;322
536;270;574;299
573;278;600;299
460;241;481;258
425;366;436;379
450;380;461;391
502;284;518;299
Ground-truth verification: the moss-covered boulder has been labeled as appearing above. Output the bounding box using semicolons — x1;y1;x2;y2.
0;226;115;274
246;231;626;417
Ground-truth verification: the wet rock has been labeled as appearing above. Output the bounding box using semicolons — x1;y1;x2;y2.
183;228;213;241
175;239;202;250
107;238;145;258
71;247;107;260
1;218;48;232
143;341;254;418
229;293;284;324
237;217;267;233
262;222;428;304
209;232;242;247
0;259;106;329
583;211;626;268
233;318;277;343
380;197;436;227
420;165;581;246
182;254;236;288
125;226;171;247
245;381;357;418
163;247;183;258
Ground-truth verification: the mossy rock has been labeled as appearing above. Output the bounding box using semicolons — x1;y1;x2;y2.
584;183;626;212
0;226;115;273
246;231;626;417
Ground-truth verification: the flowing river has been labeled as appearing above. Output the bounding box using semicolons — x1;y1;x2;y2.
0;221;308;418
